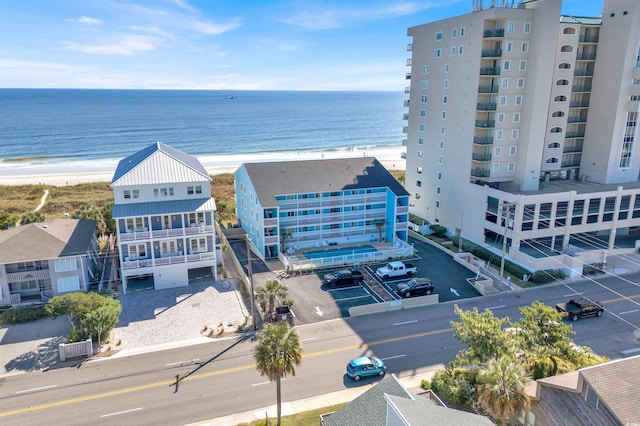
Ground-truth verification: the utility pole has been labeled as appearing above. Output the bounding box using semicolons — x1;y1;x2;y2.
245;235;256;331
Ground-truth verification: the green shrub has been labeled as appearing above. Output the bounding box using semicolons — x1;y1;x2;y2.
525;356;556;380
582;262;605;275
529;269;566;284
421;379;432;390
67;326;88;343
430;368;475;407
429;224;447;237
450;237;533;280
0;305;47;324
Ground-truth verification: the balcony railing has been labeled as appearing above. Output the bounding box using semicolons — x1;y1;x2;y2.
407;43;413;51
405;73;411;80
472;153;492;162
572;85;592;92
565;132;585;138
477;102;497;111
470;168;491;178
406;59;412;66
404;99;410;107
480;67;501;76
475;120;496;128
563;146;583;153
478;85;499;94
264;218;277;227
483;29;505;38
569;101;590;108
473;137;494;145
404;86;411;93
481;49;502;58
576;53;597;60
574;68;594;76
562;161;582;168
403;113;409;121
264;235;279;245
579;35;599;43
567;116;588;123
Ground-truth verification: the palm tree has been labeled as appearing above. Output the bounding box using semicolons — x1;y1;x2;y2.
254;323;303;426
280;228;292;252
255;279;289;322
476;357;530;425
374;219;385;242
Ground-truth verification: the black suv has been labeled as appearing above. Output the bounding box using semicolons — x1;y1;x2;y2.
323;269;364;287
396;278;435;298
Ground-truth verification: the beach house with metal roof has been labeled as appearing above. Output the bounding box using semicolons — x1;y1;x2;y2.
111;142;217;292
234;157;410;262
0;219;99;306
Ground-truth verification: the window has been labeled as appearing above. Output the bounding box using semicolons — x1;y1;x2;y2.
498;113;505;123
186;186;202;195
444;79;449;89
515;96;523;106
416;180;422;187
460;27;465;37
417;166;423;174
54;257;77;272
521;42;529;52
633;79;640;85
554;95;567;102
440;126;446;135
419;124;425;132
439;141;445;149
418;137;424;145
189;212;205;225
558;62;571;69
550;127;563;133
420;109;427;117
435;200;441;208
524;22;531;33
507;21;514;33
503;60;510;71
509;146;517;156
153;188;159;197
546;157;559;164
445;63;450;73
57;277;80;293
552;111;565;117
421;80;429;89
441;111;447;120
437;172;442;181
436;186;441;195
124;190;131;199
420;95;428;103
560;45;574;53
508;162;516;172
548;142;561;148
519;60;527;71
129;243;147;259
161;240;177;255
451;47;456;56
459;45;464;55
125;217;144;231
505;42;513;52
435;31;443;41
513;113;520;123
438;155;444;164
493;163;500;172
495;146;502;157
563;27;576;35
517;78;525;88
415;193;421;200
512;130;519;139
499;96;507;106
422;65;430;74
452;28;457;38
501;78;509;88
620;111;638;168
434;48;442;58
190;237;207;253
443;95;448;104
496;130;504;140
417;151;424;159
556;79;569;86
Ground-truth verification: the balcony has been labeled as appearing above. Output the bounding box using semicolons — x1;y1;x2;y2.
576;53;597;61
480;67;501;76
264;235;279;245
565;132;585;138
563;146;583;153
264;218;277;227
567;116;587;123
405;73;411;80
407;43;413;51
574;68;594;76
562;160;582;168
403;113;409;121
406;59;412;66
483;29;505;38
470;168;491;178
476;102;497;111
481;49;502;58
404;99;410;107
472;153;492;162
119;230;151;242
579;35;599;43
404;87;411;93
478;85;499;94
403;126;409;133
572;85;592;92
475;120;496;128
569;101;590;108
473;137;494;145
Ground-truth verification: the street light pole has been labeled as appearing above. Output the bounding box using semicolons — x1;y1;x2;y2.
499;202;512;285
246;235;256;331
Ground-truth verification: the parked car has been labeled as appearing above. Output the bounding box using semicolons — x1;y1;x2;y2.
375;261;417;279
346;356;386;381
323;268;364;287
555;298;604;321
396;278;435;298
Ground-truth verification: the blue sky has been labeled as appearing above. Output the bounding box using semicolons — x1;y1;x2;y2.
0;0;603;91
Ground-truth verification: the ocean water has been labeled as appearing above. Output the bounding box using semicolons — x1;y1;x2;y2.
0;89;406;179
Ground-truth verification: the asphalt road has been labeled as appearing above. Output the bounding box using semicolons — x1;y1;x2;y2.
2;274;639;425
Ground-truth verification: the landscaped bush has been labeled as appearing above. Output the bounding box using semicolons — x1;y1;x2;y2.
529;269;567;284
0;305;47;324
430;367;476;407
429;224;447;237
582;262;605;276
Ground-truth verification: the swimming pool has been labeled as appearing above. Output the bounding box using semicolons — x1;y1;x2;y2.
303;244;377;259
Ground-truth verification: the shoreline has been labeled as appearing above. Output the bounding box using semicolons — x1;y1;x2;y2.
0;150;406;187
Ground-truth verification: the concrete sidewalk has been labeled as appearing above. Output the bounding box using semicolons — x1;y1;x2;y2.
187;371;436;426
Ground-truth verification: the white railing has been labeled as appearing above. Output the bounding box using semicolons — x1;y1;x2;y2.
59;338;93;361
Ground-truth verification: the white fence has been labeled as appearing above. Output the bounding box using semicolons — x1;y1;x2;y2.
59;338;93;361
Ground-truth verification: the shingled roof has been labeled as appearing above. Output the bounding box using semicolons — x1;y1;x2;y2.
0;219;96;263
240;157;408;208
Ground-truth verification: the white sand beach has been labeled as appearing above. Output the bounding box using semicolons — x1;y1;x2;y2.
0;146;406;187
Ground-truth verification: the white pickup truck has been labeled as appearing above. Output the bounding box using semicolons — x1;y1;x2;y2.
375;261;417;279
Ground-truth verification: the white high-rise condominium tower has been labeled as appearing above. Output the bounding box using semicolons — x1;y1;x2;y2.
404;0;640;275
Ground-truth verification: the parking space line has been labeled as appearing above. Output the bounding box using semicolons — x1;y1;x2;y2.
564;292;583;297
334;295;376;302
393;320;418;326
487;305;506;310
619;309;639;315
381;354;406;360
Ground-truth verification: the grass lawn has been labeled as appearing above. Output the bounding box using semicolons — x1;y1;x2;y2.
234;403;347;426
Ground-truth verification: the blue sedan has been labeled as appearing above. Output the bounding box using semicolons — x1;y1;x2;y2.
346;356;386;381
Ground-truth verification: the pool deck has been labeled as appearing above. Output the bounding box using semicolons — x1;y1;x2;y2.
286;241;395;261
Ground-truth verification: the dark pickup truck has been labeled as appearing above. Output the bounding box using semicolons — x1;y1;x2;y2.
323;269;364;287
555;297;604;321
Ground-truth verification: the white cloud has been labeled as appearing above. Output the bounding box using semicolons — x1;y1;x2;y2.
188;17;242;35
126;25;176;41
73;16;103;25
171;0;196;12
60;34;162;55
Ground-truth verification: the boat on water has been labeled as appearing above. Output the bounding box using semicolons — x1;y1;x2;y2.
225;95;237;100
